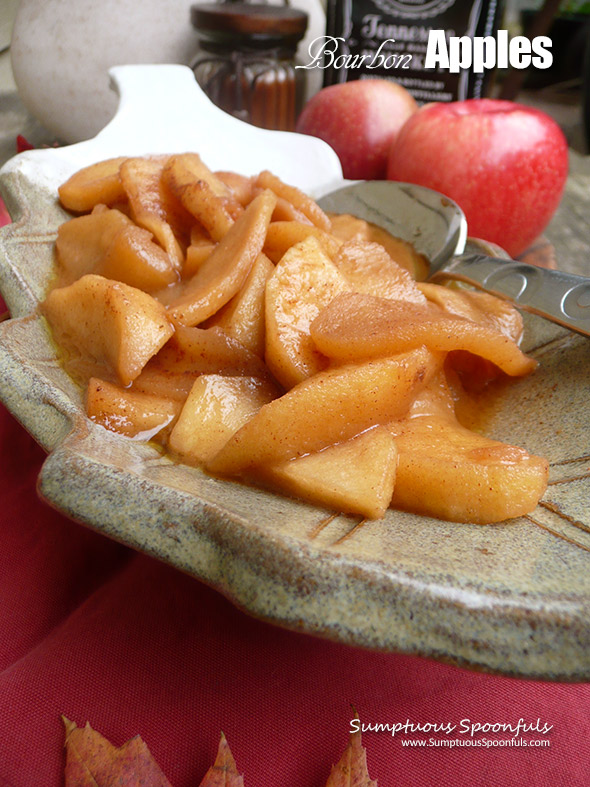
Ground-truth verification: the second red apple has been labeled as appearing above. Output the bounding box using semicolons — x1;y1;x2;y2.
387;99;568;257
295;79;418;180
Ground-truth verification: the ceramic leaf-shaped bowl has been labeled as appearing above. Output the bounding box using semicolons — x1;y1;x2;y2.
1;65;590;681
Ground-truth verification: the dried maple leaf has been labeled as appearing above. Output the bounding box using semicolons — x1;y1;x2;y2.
62;716;172;786
325;715;377;787
199;732;244;787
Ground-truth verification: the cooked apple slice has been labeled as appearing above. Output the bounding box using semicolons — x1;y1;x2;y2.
172;179;234;242
87;377;181;439
259;426;397;519
418;282;524;342
333;240;426;304
418;283;530;390
58;157;128;212
311;292;537;377
97;223;178;291
163;153;237;201
255;170;332;231
167;189;276;326
214;170;255;206
157;324;271;381
169;374;279;465
329;212;428;279
206;252;274;357
265;236;350;389
265;192;313;224
43;274;174;386
55;207;133;284
263;221;342;263
119;155;187;268
388;413;548;523
182;242;217;279
131;362;199;402
166;160;235;235
207;347;436;474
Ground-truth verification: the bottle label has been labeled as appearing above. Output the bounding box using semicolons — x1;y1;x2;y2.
320;0;504;101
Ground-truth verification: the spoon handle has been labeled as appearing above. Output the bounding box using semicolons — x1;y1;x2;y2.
430;252;590;337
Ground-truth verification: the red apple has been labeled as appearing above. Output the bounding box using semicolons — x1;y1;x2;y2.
296;79;418;180
386;99;568;258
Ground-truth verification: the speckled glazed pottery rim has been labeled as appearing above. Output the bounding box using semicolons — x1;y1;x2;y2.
1;65;590;681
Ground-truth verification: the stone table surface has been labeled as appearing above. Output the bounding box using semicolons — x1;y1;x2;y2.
548;150;590;277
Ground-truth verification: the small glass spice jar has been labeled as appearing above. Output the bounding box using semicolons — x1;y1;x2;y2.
190;2;308;132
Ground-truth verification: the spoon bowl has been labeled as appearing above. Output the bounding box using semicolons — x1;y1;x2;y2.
317;179;467;271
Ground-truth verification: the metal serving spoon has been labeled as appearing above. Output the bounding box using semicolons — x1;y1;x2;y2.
318;180;590;338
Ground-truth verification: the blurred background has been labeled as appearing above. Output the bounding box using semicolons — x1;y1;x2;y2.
499;0;589;153
0;0;588;160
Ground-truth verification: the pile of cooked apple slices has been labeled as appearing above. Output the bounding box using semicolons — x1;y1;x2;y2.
42;152;548;523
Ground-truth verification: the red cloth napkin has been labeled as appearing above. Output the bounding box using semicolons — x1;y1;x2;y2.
1;405;590;786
